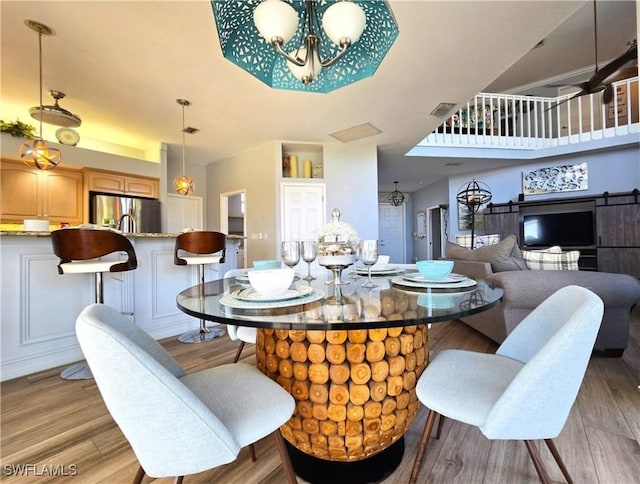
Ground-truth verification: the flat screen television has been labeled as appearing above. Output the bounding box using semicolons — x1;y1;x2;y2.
522;211;595;247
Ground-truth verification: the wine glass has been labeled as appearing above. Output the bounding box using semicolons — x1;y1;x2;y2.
281;241;301;275
359;240;379;288
301;240;316;281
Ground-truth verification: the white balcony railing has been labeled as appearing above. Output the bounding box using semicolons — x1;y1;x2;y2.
418;76;639;151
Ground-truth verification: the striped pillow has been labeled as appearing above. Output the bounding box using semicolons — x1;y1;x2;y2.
522;247;580;270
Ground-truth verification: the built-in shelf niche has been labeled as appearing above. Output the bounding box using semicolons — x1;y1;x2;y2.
281;143;324;179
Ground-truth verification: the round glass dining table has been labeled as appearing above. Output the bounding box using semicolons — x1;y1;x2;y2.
177;268;503;483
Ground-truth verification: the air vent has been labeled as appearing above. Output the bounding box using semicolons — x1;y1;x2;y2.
182;126;199;134
330;123;382;142
430;102;457;118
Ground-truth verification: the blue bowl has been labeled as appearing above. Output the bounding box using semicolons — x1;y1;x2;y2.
416;260;454;280
253;259;281;270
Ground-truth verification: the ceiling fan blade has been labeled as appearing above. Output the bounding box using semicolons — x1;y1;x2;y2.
586;44;638;88
545;92;584;112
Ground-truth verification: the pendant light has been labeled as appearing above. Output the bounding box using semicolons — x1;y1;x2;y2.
19;20;61;170
173;99;195;196
388;181;405;206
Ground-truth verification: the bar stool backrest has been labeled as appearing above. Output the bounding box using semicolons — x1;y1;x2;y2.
174;231;226;265
51;228;137;275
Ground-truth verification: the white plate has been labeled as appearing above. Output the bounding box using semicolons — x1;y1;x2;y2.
402;272;466;284
220;288;324;309
356;265;398;274
233;285;313;302
391;276;477;290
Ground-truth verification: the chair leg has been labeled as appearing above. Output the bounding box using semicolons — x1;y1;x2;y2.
524;440;552;484
409;409;438;484
273;430;298;484
435;414;446;439
233;341;246;363
172;477;184;484
249;443;257;462
133;465;145;484
544;439;574;484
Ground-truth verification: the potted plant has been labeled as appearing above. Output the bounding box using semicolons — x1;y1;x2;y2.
1;119;37;139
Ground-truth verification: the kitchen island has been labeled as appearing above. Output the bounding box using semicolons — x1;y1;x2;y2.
0;231;242;381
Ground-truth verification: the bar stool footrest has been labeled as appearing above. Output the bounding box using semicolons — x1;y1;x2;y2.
60;361;93;380
178;325;225;344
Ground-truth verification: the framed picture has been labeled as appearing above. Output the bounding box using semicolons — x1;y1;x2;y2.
457;203;484;231
522;162;588;195
415;211;426;239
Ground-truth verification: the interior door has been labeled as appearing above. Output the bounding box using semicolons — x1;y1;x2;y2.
378;203;405;263
281;183;325;241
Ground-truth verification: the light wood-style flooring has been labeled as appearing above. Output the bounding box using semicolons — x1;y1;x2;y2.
2;306;639;483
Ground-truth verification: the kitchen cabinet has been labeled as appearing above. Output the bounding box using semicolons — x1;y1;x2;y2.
85;168;159;198
1;159;84;225
596;192;640;277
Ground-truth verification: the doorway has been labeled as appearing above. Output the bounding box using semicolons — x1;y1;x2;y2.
220;189;246;268
428;206;444;259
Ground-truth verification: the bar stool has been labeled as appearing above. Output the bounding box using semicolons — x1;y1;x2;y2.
174;231;226;343
51;228;138;380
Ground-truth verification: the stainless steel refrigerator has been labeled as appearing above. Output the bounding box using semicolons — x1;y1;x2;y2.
90;193;161;233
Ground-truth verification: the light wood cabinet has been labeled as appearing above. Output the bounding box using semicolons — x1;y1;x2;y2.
1;159;84;225
85;169;158;198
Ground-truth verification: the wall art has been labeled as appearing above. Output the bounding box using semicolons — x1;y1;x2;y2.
522;162;588;195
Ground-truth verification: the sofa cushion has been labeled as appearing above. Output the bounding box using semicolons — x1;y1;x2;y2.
521;247;580;270
446;234;526;272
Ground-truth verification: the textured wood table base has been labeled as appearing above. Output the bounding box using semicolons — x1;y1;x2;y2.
256;322;428;462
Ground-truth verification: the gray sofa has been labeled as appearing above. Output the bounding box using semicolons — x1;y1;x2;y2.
447;238;640;356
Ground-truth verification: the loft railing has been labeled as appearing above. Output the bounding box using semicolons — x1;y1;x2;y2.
420;76;639;151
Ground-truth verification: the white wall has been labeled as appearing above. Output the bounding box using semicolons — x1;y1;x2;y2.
323;143;379;240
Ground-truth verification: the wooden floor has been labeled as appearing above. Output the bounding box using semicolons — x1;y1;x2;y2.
2;307;639;484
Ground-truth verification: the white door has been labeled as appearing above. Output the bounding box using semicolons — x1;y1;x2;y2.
378;203;405;263
281;183;326;241
166;194;203;232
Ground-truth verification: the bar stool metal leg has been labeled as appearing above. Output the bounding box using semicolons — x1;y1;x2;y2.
178;264;225;344
60;272;105;380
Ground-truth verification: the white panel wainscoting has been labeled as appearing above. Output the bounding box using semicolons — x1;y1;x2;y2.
0;234;236;381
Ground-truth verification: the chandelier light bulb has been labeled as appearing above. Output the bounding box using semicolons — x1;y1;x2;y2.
322;1;366;46
253;0;298;45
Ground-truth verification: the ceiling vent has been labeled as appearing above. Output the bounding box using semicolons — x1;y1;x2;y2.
330;123;381;142
430;102;457;118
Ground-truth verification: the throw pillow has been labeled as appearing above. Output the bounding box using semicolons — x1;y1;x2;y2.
445;234;526;272
521;247;580;270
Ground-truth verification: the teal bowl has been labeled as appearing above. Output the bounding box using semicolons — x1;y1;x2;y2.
416;260;454;280
253;259;281;270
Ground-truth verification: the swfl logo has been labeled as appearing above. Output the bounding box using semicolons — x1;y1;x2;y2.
3;464;78;477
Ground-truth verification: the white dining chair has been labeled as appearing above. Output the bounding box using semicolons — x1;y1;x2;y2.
224;268;258;363
76;303;297;483
409;285;604;484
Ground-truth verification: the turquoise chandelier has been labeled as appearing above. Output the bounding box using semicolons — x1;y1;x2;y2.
211;0;399;93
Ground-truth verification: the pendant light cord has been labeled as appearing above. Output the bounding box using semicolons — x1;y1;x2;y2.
181;102;186;176
38;30;44;139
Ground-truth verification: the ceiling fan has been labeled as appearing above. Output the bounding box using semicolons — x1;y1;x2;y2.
548;0;637;109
